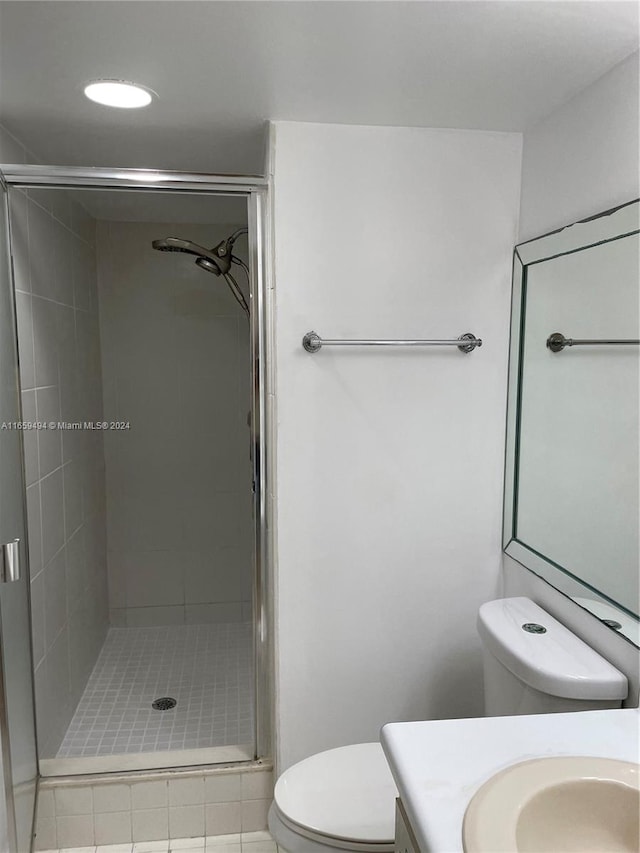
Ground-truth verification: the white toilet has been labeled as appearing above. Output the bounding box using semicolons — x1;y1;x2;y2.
268;597;628;853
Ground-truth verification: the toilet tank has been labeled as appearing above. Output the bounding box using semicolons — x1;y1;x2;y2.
477;598;628;716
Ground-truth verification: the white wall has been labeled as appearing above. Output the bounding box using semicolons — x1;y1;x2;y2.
270;121;522;770
6;135;109;758
519;51;639;242
507;51;640;699
97;221;253;627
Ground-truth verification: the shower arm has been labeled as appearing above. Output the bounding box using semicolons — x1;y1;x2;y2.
229;226;248;242
219;227;248;258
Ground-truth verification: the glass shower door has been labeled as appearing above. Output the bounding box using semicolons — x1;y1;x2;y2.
0;183;38;852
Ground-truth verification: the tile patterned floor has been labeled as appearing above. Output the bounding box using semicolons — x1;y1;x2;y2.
57;624;254;757
39;830;280;853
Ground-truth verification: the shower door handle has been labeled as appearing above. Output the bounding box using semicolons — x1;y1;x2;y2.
0;539;20;583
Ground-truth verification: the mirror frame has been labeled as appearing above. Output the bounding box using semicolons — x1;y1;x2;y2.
503;198;640;646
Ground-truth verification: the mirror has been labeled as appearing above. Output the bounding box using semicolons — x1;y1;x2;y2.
504;200;639;646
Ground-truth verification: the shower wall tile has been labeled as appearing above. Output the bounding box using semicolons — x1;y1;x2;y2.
123;550;185;608
46;626;73;750
110;607;127;627
107;552;128;608
64;458;84;538
9;183;109;761
44;546;67;649
73;245;95;312
33;659;48;750
22;389;39;485
68;608;96;700
121;494;183;552
182;491;242;551
97;221;253;626
184;549;243;604
30;570;46;666
185;604;243;624
107;600;252;627
14;290;35;387
65;526;85;606
31;292;59;387
125;605;185;627
40;469;65;566
36;384;63;477
27;202;57;300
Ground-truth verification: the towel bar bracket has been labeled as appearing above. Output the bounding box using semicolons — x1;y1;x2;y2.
302;332;323;353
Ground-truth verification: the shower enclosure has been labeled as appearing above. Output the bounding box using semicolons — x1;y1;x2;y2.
0;164;271;844
0;171;38;853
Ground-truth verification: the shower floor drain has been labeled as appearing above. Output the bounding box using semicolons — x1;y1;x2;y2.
152;697;177;711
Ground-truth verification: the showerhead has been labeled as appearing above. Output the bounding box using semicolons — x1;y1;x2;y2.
152;236;206;255
151;236;232;275
152;229;250;316
195;257;222;276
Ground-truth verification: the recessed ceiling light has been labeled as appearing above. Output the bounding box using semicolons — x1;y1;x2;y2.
83;79;155;109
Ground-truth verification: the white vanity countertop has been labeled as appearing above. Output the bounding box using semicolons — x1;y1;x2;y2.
381;708;639;853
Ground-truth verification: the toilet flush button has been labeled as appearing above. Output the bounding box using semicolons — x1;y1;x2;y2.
522;623;547;634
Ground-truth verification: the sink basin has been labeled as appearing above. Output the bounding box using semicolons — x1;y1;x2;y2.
463;756;639;852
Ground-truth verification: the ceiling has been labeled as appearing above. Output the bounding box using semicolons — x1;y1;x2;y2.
0;1;638;176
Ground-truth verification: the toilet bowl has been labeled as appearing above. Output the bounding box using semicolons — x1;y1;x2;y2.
270;598;627;852
268;742;397;852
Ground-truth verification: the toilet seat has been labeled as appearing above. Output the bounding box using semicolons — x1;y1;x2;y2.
271;743;397;852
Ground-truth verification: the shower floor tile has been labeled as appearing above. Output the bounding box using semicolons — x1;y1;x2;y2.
57;623;254;757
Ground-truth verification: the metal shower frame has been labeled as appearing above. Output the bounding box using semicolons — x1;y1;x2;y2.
0;163;274;767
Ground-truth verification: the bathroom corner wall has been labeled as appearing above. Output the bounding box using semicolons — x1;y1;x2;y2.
4;124;110;759
270;121;522;770
507;50;640;702
96;221;253;628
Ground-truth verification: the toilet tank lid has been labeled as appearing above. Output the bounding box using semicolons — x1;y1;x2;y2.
477;598;628;700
